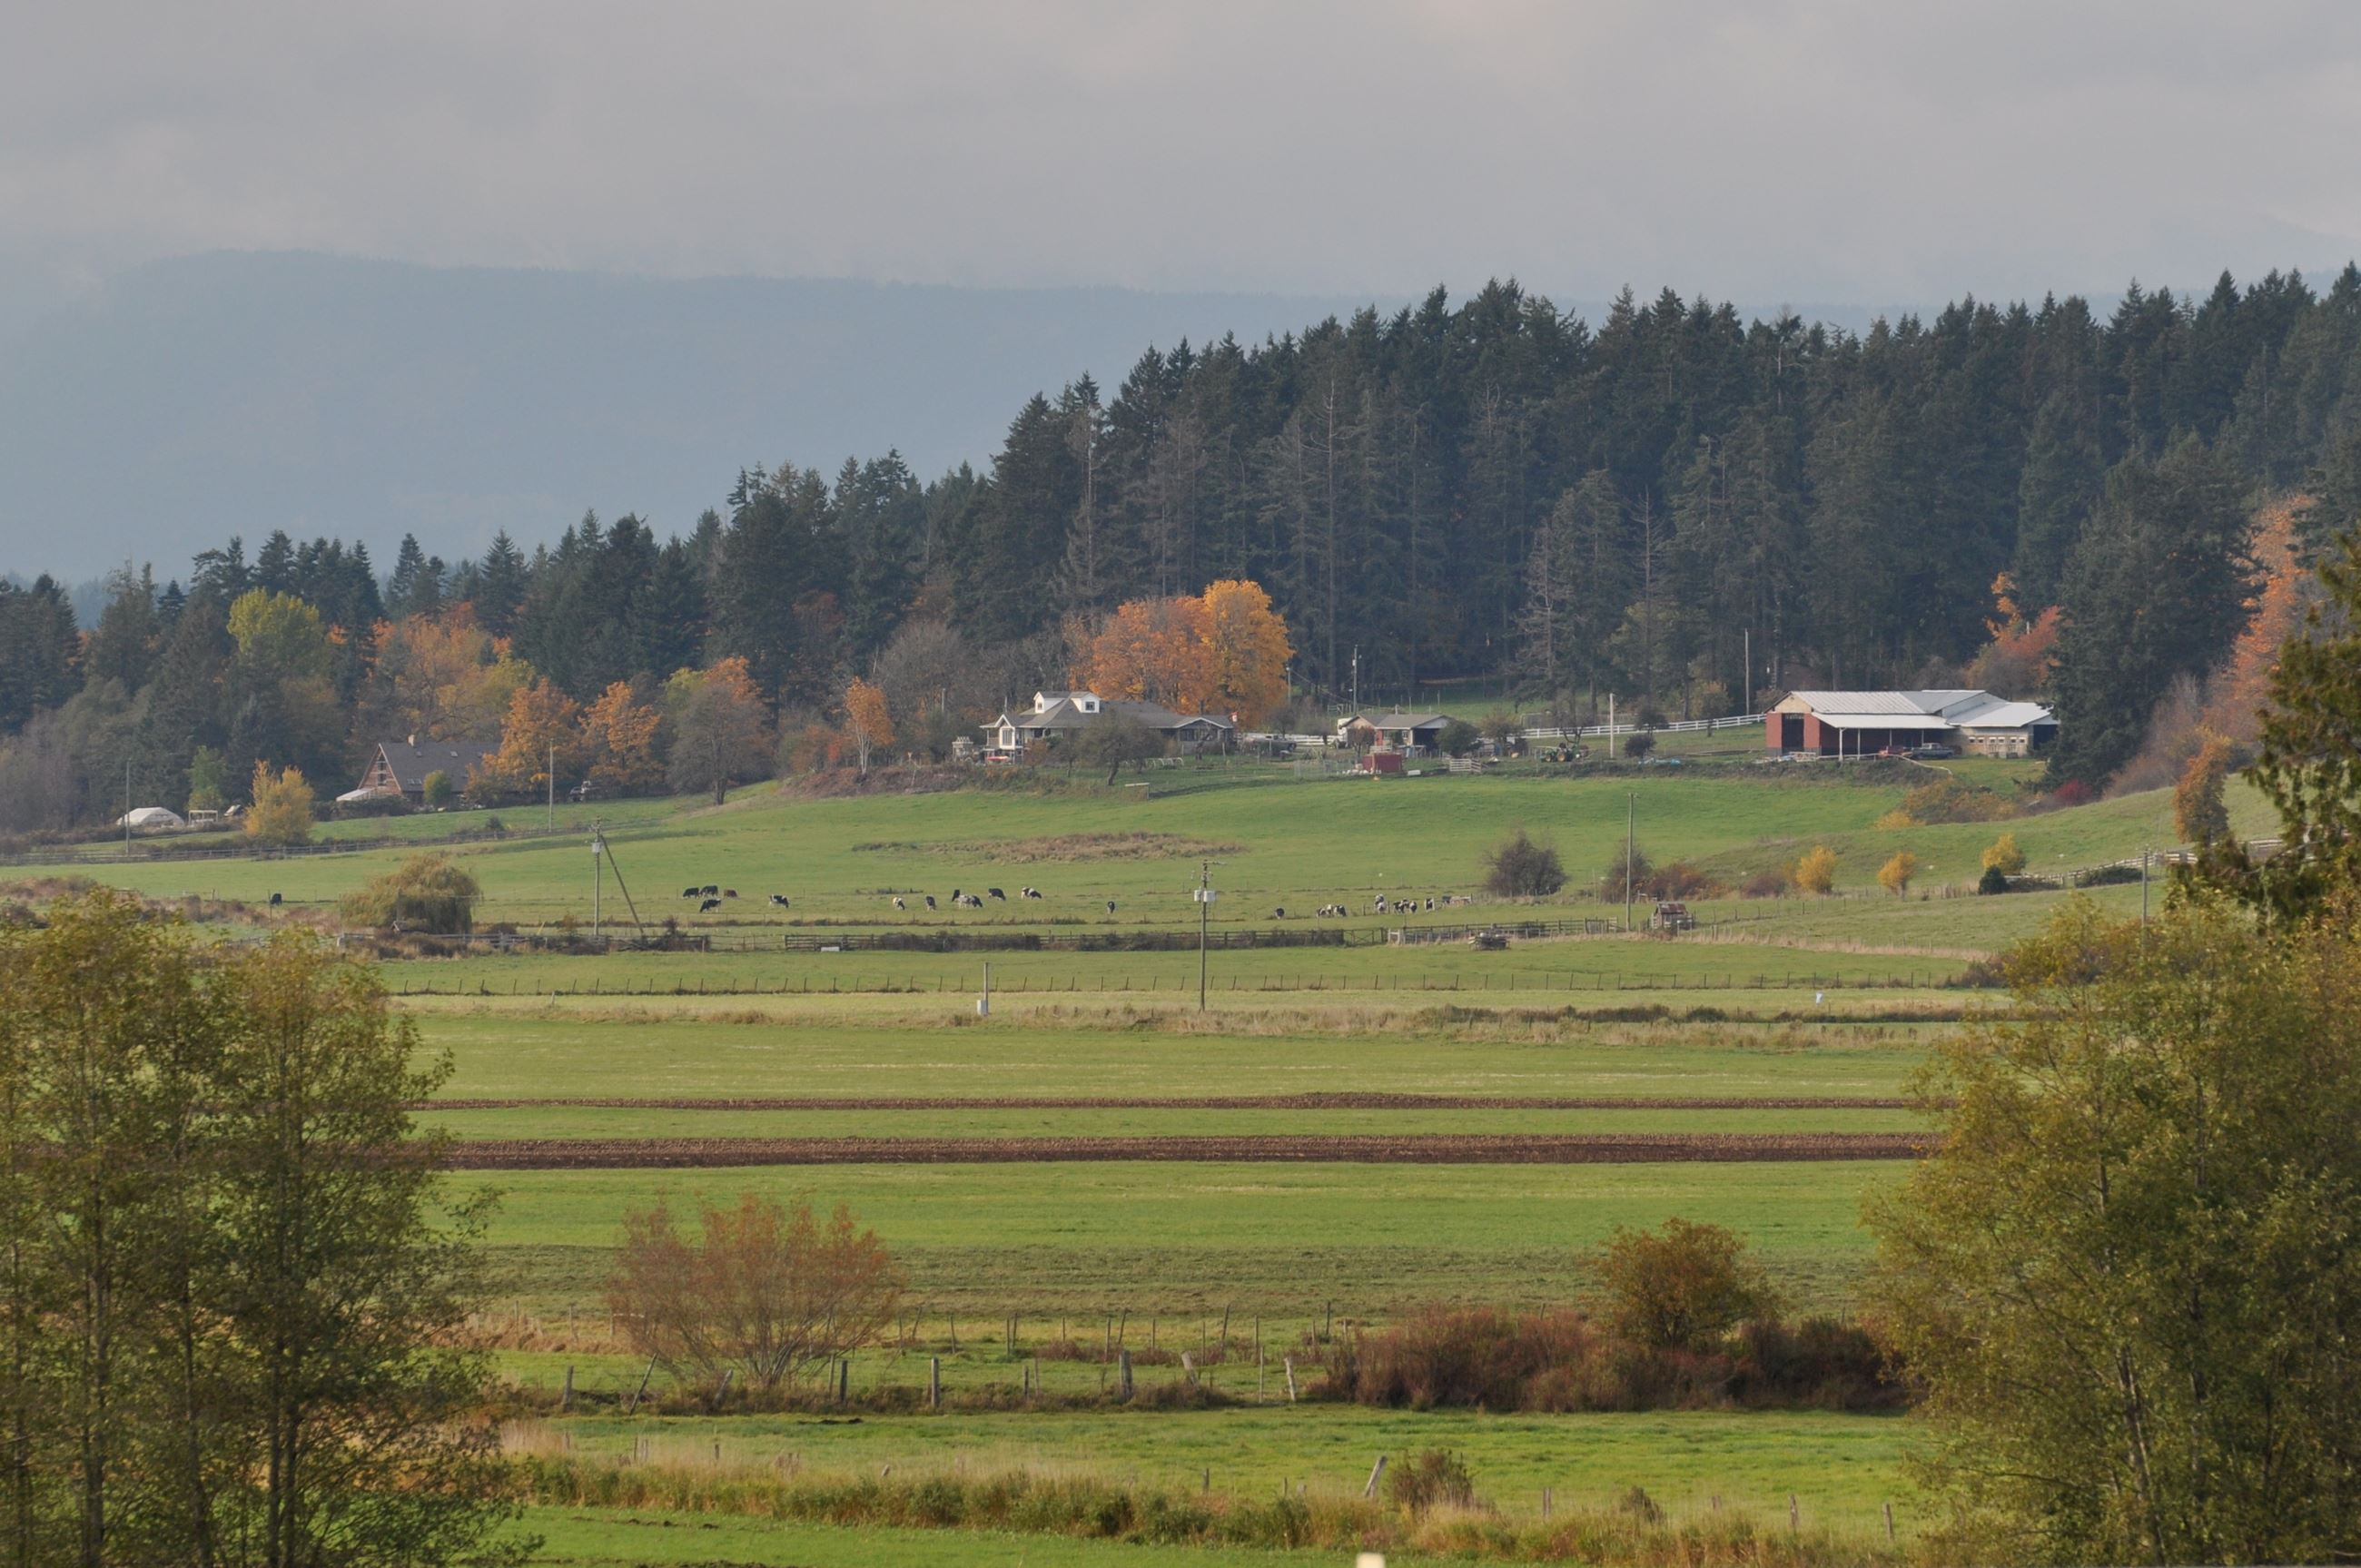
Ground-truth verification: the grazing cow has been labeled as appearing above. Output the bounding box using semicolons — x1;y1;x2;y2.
962;893;984;909
924;895;937;910
768;894;790;909
723;889;739;899
1022;886;1043;900
892;896;906;911
268;892;282;908
680;886;699;899
698;897;721;912
701;883;719;897
1105;900;1117;916
1272;907;1286;920
950;888;963;902
986;887;1006;901
1425;897;1435;912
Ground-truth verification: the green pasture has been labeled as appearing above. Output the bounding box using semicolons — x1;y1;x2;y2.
515;1406;1911;1524
410;1012;1932;1102
475;1157;1894;1317
13;764;2246;934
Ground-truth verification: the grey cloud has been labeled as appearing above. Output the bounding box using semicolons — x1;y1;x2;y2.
5;0;2359;304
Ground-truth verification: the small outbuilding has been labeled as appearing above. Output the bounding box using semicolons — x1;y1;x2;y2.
1340;712;1454;754
114;806;186;833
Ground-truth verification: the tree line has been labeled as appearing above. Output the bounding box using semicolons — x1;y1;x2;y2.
5;267;2361;824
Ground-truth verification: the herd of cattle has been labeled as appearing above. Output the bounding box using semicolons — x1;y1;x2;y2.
674;882;1458;922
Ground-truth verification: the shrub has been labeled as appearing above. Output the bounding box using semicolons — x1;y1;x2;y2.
1436;718;1480;757
337;853;482;933
1616;1485;1665;1524
2050;778;2098;808
1740;869;1787;900
1899;776;2015;824
1484;829;1565;897
1386;1450;1477;1515
607;1195;903;1395
1878;851;1920;897
1981;832;2027;875
420;769;454;809
1645;862;1720;900
1873;808;1915;831
1790;844;1838;894
1592;1218;1779;1353
1978;864;2012;895
1622;731;1655;760
1324;1306;1593;1410
1600;847;1651;902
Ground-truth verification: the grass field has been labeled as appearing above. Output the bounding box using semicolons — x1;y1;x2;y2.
20;759;2194;1563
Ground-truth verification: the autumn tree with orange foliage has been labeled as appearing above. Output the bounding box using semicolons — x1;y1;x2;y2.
843;676;894;776
474;678;582;798
1073;578;1294;725
361;606;538;744
578;681;664;794
1075;596;1210;710
666;656;772;804
2198;497;2312;745
1963;573;2061;696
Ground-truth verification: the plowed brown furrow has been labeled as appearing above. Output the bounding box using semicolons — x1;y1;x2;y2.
422;1093;1911;1112
440;1132;1926;1169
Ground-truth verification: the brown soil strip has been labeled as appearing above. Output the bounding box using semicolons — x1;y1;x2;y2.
440;1132;1925;1170
423;1093;1910;1112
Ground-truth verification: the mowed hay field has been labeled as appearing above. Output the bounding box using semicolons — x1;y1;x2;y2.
15;763;2239;1565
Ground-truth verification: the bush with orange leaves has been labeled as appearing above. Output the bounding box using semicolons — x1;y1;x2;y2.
606;1194;903;1397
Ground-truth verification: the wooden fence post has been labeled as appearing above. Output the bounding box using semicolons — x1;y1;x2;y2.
560;1364;573;1411
929;1357;942;1408
1282;1356;1297;1403
1118;1348;1134;1400
1884;1501;1895;1543
1363;1455;1388;1499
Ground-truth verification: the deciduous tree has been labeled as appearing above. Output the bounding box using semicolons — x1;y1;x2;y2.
578;681;664;795
245;762;315;846
842;677;894;777
666;656;772;804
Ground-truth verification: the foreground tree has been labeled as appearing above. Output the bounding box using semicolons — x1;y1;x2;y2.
1867;897;2361;1564
2201;528;2361;922
0;892;522;1567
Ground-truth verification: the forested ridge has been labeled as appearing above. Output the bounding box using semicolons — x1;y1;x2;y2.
5;268;2361;829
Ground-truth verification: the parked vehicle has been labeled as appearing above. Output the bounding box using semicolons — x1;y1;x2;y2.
1651;900;1696;932
1912;743;1957;758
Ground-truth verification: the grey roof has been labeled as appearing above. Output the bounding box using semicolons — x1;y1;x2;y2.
1366;712;1450;730
374;738;494;788
1780;690;2055;729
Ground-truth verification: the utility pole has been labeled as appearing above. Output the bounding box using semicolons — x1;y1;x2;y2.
2140;844;2150;926
1625;791;1635;933
1196;860;1217;1011
1743;627;1752;718
1608;693;1617;761
593;828;603;937
547;743;555;831
1350;646;1359;715
124;758;132;848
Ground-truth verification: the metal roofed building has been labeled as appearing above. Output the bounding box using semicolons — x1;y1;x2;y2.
1766;690;2057;758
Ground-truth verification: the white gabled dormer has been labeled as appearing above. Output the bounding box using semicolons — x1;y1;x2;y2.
1032;690;1101;715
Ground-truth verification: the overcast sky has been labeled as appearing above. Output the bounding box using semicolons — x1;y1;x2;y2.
6;0;2360;309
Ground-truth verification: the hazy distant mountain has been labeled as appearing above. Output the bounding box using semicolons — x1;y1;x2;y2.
0;251;1987;581
0;252;1416;578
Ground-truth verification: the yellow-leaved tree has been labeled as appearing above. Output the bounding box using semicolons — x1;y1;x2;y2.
843;677;894;777
1199;578;1292;726
1792;844;1839;895
245;763;314;846
1879;851;1921;897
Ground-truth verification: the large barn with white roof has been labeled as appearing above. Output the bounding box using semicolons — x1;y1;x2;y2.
1765;690;2057;758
